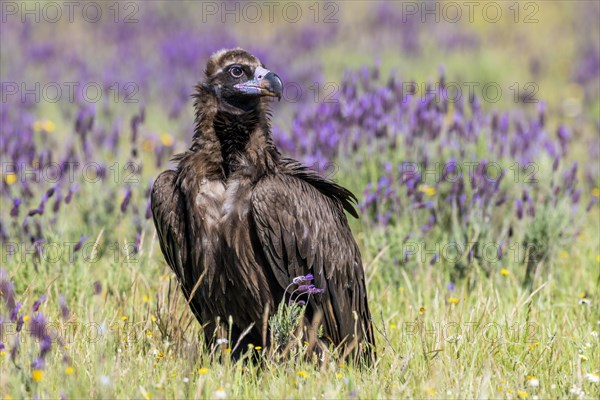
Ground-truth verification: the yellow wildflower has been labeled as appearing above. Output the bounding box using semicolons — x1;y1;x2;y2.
121;316;127;321
419;307;426;314
592;188;600;197
4;173;17;185
142;139;154;152
528;341;540;351
32;369;44;382
143;295;150;303
517;390;528;398
447;297;460;304
390;323;397;329
151;315;157;323
160;133;174;147
198;368;209;375
44;120;56;132
418;184;436;196
0;351;6;357
254;346;262;351
297;371;308;378
33;120;56;133
65;367;74;375
23;315;29;322
500;268;510;276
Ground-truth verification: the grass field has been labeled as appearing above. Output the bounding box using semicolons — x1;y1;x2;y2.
1;1;599;399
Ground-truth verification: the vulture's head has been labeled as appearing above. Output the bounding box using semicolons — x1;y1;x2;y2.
203;48;283;113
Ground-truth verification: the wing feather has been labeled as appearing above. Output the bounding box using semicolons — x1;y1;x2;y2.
151;170;206;323
251;172;374;354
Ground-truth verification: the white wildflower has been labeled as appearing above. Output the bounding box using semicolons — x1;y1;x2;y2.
585;373;600;383
213;388;227;399
100;375;112;386
528;378;539;387
447;334;462;343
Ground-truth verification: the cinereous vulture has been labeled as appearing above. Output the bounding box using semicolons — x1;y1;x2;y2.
151;48;375;361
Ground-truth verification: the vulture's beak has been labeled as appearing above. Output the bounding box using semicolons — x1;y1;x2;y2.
234;66;283;101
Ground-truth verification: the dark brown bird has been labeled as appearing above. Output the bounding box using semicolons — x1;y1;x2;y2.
151;48;374;360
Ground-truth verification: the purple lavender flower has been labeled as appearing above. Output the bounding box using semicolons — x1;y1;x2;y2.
30;313;47;339
292;274;314;285
32;295;47;312
65;184;78;204
16;312;25;332
10;337;18;361
586;197;597;212
10;198;21;217
40;336;52;358
74;235;88;252
32;356;45;370
59;296;70;320
0;270;16;310
515;199;524;219
9;301;22;322
121;187;132;213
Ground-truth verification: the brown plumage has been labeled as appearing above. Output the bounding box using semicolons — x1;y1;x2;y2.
151;48;374;360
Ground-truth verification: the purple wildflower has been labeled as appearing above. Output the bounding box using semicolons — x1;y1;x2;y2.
40;336;52;358
30;313;47;339
9;301;21;322
10;198;21;217
59;296;70;319
0;270;16;310
73;235;88;252
121;187;132;213
515;199;524;219
32;295;47;312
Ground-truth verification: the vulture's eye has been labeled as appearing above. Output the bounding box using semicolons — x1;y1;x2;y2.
229;66;244;78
